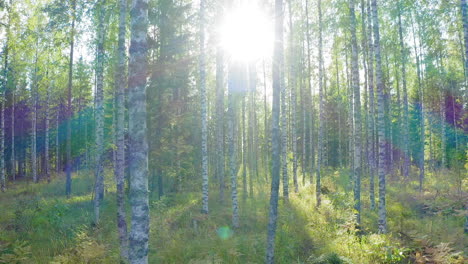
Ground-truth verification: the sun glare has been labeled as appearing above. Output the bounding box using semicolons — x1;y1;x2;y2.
220;3;273;62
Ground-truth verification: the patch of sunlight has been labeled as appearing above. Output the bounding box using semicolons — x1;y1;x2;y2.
67;194;93;204
153;196;199;220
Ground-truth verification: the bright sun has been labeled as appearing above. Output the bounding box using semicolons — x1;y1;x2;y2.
220;3;274;62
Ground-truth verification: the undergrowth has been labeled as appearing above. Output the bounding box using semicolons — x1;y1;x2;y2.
0;166;466;263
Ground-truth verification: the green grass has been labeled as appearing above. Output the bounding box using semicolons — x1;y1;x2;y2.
0;166;466;263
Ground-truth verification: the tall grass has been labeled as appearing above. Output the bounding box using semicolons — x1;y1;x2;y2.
0;166;465;263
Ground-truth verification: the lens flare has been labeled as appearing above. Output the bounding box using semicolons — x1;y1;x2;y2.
219;3;273;62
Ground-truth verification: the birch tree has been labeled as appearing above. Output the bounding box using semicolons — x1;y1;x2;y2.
115;0;129;258
128;0;150;261
227;63;241;228
371;0;387;233
200;0;209;215
350;0;361;224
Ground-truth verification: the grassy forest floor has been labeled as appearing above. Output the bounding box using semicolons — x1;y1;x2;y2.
0;167;466;263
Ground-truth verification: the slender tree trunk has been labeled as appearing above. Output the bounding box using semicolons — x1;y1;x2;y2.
77;73;83;171
281;42;288;201
4;3;14;183
361;0;369;182
228;63;241;229
384;54;392;175
461;0;468;100
288;0;298;193
371;0;387;234
266;0;283;261
66;0;76;197
305;0;312;182
291;83;298;193
84;110;89;169
393;59;402;176
237;110;242;174
301;50;307;184
459;1;468;230
418;69;424;192
216;4;225;202
115;0;129;258
199;0;209;215
1;85;4;191
242;97;247;201
175;123;182;191
263;60;269;182
350;0;362;224
411;13;424;192
310;109;315;184
45;80;51;183
440;89;447;169
56;106;60;174
18;146;23;178
322;76;329;168
1;25;7;190
18;144;27;178
31;82;38;183
345;43;354;171
428;125;436;171
32;51;38;183
438;58;447;169
335;47;343;168
367;0;376;210
248;63;256;198
449;82;459;169
94;0;105;223
317;0;324;207
398;2;410;179
128;0;150;261
112;97;117;172
11;88;14;181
